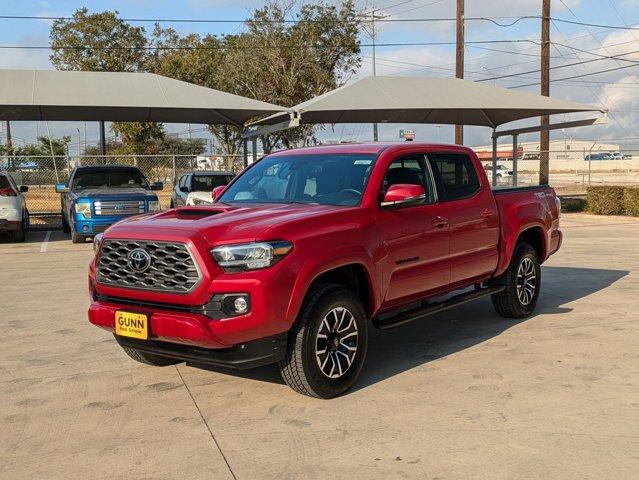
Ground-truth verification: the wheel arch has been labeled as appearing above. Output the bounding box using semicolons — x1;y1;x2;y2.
287;261;377;324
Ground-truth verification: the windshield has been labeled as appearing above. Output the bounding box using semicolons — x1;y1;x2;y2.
192;174;233;192
219;153;377;206
72;169;149;190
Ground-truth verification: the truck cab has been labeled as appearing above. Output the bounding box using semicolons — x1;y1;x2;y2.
56;165;163;243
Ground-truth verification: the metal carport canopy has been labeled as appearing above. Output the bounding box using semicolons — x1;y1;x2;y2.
0;69;286;126
249;76;604;128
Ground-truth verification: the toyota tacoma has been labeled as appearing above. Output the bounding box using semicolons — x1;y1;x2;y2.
88;143;562;398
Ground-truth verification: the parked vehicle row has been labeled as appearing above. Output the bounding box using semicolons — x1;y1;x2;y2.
0;172;29;242
52;166;235;244
584;152;633;161
88;142;562;398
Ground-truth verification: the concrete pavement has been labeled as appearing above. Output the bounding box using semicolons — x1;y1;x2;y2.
1;214;638;479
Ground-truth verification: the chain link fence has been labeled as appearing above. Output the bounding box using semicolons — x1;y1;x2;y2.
3;148;639;230
1;154;245;229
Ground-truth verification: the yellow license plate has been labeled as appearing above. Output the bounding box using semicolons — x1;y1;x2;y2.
115;311;148;340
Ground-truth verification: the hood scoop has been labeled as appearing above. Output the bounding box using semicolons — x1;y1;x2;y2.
174;207;226;219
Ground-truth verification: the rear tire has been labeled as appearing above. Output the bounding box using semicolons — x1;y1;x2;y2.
61;211;71;233
491;243;541;318
13;212;27;242
279;284;368;399
121;346;180;367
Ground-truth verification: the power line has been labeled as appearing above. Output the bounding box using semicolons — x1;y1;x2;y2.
510;63;639;88
478;46;639;82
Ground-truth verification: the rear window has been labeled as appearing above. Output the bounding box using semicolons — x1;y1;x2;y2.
0;175;11;190
191;174;232;192
429;153;480;200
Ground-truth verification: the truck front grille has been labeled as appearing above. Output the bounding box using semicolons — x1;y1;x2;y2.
94;200;145;216
96;239;201;293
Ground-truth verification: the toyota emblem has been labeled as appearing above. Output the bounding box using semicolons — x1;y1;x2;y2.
128;248;152;273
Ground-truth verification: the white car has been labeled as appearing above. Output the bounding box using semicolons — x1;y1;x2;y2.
0;172;29;242
171;171;234;207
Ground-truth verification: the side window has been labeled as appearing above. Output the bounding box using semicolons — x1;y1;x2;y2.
380;154;436;205
429;153;480;201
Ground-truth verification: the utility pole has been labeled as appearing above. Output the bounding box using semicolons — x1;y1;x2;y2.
5;121;12;151
371;8;379;142
540;0;551;185
99;120;106;163
455;0;464;145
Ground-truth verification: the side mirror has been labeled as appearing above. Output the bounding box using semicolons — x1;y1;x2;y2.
179;186;190;193
19;185;29;193
151;181;163;191
381;184;426;208
55;183;69;193
212;185;226;202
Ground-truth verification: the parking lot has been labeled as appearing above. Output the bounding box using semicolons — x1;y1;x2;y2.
1;213;638;479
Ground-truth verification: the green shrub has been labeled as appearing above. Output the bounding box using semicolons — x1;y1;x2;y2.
623;187;639;217
561;197;586;213
586;186;625;215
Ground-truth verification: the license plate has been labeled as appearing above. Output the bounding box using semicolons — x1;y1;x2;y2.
115;311;148;340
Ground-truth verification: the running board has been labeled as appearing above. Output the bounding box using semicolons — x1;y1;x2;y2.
372;285;505;330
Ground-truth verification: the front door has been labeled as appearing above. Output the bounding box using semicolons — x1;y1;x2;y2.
376;153;451;305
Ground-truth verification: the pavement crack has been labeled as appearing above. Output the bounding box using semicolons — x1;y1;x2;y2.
175;366;238;480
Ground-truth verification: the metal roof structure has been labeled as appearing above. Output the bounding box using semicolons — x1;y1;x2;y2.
249;76;604;129
0;69;286;126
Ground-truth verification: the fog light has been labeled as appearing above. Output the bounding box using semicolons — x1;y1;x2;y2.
234;296;248;314
82;225;89;232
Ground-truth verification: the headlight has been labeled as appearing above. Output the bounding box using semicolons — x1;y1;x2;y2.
191;197;211;206
148;200;161;212
211;241;293;271
75;202;91;218
93;233;104;253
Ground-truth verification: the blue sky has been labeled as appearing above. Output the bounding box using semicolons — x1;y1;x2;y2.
1;0;638;152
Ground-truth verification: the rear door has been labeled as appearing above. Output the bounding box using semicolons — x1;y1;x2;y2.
427;152;499;285
376;153;451;305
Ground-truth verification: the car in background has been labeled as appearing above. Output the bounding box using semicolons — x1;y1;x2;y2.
584;153;607;161
623;153;633;160
0;172;29;242
482;163;513;178
171;171;234;207
56;165;163;244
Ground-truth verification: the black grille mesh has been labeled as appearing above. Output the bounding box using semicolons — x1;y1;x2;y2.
96;240;200;293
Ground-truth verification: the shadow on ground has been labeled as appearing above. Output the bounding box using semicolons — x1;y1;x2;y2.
188;266;629;392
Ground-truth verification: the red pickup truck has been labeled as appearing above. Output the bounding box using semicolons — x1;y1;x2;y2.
88;143;562;398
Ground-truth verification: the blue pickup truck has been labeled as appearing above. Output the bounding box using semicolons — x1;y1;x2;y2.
56;165;163;243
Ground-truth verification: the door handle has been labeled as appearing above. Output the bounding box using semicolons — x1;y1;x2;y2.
431;216;448;228
481;209;494;219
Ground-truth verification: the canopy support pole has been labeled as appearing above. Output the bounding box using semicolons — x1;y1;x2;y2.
491;129;498;187
242;139;248;167
251;137;258;164
512;133;518;186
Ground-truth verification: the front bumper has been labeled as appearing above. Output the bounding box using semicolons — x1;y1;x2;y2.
115;332;287;369
0;219;20;232
0;207;21;224
73;216;123;235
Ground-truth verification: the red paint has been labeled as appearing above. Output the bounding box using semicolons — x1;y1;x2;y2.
88;142;561;349
382;184;425;202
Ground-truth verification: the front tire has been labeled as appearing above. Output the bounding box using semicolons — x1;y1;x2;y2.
279;284;368;399
71;230;84;244
61;211;71;233
491;243;541;318
121;346;180;366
